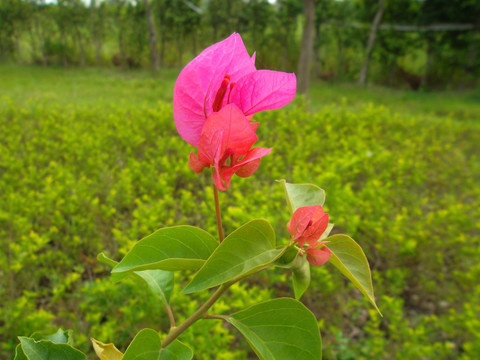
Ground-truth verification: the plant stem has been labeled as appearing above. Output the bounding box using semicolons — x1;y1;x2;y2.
204;314;227;320
165;303;176;329
161;282;232;348
211;168;224;242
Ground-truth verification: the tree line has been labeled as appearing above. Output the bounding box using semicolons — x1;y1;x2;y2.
0;0;478;90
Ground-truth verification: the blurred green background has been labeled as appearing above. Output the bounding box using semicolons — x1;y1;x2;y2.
1;0;480;359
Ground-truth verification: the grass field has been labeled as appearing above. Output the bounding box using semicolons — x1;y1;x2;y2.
2;64;479;119
1;64;479;359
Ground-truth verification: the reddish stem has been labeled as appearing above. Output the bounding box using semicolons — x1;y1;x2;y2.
212;168;224;243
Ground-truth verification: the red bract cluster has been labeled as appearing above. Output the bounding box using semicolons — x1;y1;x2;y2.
287;205;332;266
189;104;271;191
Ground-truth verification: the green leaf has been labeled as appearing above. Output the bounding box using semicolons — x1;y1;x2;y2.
14;344;28;360
31;329;71;344
327;234;381;315
18;337;86;360
274;246;298;269
98;252;119;268
278;180;325;213
98;252;127;282
134;270;174;305
183;220;282;294
91;338;123;360
320;223;334;241
122;329;192;360
98;252;174;304
112;226;218;274
159;340;193;360
292;254;311;299
226;298;322;360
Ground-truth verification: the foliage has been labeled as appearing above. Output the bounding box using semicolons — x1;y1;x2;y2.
0;0;478;88
1;66;479;358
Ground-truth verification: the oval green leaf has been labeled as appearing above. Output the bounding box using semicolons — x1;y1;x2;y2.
98;253;174;305
292;254;311;300
327;234;381;315
30;329;71;344
278;180;325;213
134;270;174;305
226;298;322;360
122;329;192;360
98;252;119;268
14;344;28;360
183;220;281;294
18;337;86;360
112;226;218;274
274;246;299;269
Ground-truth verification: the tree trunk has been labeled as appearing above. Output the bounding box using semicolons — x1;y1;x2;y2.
160;32;165;67
358;0;386;85
282;36;288;72
335;28;344;80
466;16;479;76
90;0;102;66
14;30;22;64
29;24;39;64
177;33;184;68
34;16;47;66
192;31;197;56
297;0;316;95
75;25;86;67
421;37;433;88
145;0;159;71
313;21;321;79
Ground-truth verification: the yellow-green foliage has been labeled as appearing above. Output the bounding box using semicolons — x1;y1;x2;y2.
1;67;479;359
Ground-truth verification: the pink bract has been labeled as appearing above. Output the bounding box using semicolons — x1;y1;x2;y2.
189;104;271;191
287;205;332;267
287;205;329;248
306;242;332;266
174;33;296;146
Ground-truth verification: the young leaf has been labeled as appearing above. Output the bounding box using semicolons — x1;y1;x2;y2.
327;234;381;315
97;252;128;282
134;270;174;305
18;337;86;360
226;298;322;360
98;252;119;268
292;254;311;299
274;246;298;269
183;219;281;294
112;226;218;274
122;329;192;360
91;338;123;360
278;180;325;213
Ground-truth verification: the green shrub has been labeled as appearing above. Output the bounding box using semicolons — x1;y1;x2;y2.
1;69;479;359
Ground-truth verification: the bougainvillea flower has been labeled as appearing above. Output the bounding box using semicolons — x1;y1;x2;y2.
174;33;296;146
287;205;329;248
287;205;332;267
189;104;271;191
305;242;332;266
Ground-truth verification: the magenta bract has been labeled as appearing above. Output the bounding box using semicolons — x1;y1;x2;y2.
174;33;296;146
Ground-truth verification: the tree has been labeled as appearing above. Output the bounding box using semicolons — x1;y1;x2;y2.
145;0;159;70
297;0;316;94
358;0;386;85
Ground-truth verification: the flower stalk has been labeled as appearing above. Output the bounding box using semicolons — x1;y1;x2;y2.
212;168;225;242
